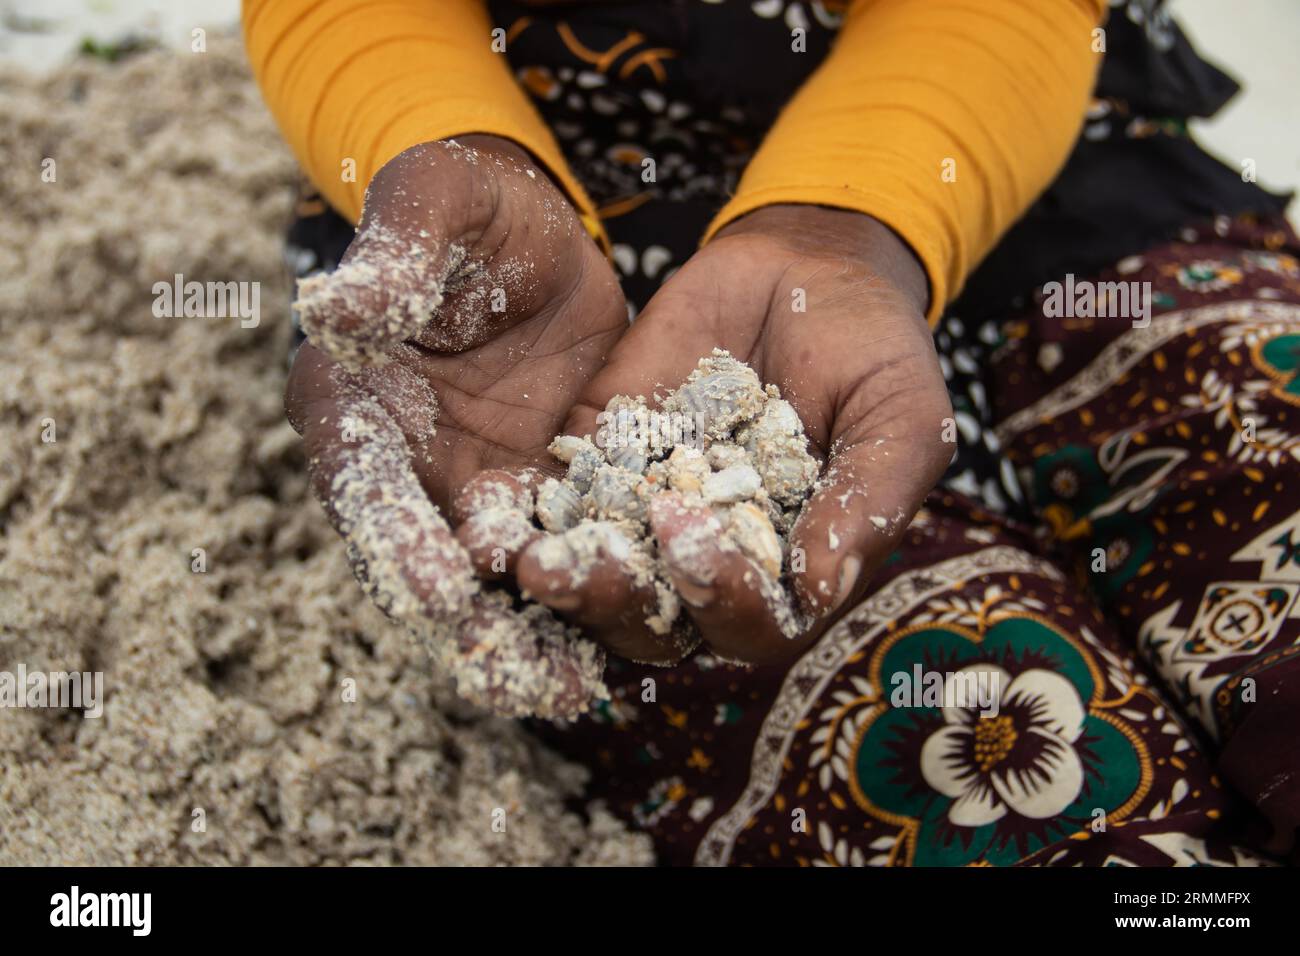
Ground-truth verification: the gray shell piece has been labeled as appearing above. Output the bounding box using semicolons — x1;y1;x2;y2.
599;399;667;470
751;434;819;506
606;443;649;475
565;443;604;494
534;478;583;532
664;354;766;438
589;465;648;522
735;397;818;504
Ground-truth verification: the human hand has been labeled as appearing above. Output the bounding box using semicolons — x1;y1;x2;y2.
515;204;954;665
284;136;629;715
290;135;628;504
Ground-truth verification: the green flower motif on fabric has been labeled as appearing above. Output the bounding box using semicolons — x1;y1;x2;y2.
1092;526;1155;599
1254;332;1300;402
1175;260;1243;293
1032;445;1157;598
853;616;1148;866
714;702;743;725
1034;446;1108;519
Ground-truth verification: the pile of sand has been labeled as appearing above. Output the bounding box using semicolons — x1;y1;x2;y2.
0;37;651;865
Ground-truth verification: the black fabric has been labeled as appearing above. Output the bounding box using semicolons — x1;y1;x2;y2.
955;0;1290;320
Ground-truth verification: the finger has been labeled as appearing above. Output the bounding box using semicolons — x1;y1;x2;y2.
790;401;951;619
297;366;477;628
515;523;689;664
297;137;614;368
293;220;464;370
451;469;542;580
445;595;607;719
291;139;504;368
290;344;608;720
289;340;458;505
648;494;811;665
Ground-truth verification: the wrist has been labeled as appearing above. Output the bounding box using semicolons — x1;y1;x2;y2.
448;133;534;167
377;135;551;198
714;204;931;317
365;134;577;242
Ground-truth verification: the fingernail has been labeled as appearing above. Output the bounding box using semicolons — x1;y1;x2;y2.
831;554;862;613
676;579;715;608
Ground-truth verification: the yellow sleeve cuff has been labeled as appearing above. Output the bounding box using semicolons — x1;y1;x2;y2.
242;0;604;248
704;0;1106;325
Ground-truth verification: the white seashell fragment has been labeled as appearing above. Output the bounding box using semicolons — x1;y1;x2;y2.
739;397;802;448
706;443;746;470
725;502;783;578
548;434;593;464
664;445;710;494
751;435;818;506
702;463;762;504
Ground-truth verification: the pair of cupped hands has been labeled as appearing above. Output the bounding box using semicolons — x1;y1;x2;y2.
287;136;952;670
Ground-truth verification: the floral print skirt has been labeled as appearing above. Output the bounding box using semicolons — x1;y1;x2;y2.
531;215;1300;867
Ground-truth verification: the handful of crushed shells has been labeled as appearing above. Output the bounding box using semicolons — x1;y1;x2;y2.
408;348;821;717
466;350;822;716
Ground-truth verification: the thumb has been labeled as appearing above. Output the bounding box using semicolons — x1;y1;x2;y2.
295;136;607;369
292;137;514;369
294;219;465;371
789;425;949;619
557;298;721;443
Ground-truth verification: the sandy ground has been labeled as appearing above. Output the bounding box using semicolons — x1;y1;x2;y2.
0;38;652;866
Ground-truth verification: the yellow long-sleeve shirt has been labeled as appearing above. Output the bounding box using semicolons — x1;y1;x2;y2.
243;0;1105;321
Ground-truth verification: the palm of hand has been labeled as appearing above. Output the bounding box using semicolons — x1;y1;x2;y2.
511;206;954;665
408;278;626;498
587;228;949;467
291;144;952;679
282;138;633;716
287;137;628;511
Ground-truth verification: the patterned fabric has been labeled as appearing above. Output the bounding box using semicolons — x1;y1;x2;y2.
280;0;1300;864
533;221;1300;867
